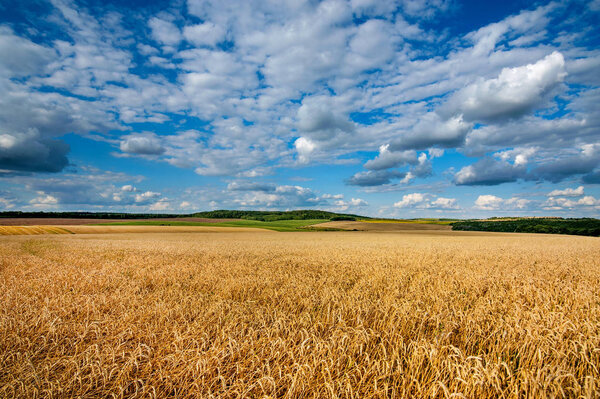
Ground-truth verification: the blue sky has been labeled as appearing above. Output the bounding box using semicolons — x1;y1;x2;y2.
0;0;599;218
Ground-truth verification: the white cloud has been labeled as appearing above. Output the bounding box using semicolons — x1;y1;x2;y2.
121;185;136;192
149;17;182;47
394;193;427;208
394;193;459;209
443;52;566;122
364;145;417;170
548;186;584;197
29;194;58;207
430;197;458;209
296;96;354;142
454;157;527;186
183;22;226;47
544;195;600;209
0;196;15;209
0;26;56;77
474;194;531;210
120;134;165;155
149;199;171;211
331;197;368;211
474;195;504;210
294;137;317;164
505;197;531;209
135;191;161;203
391;113;472;151
349;198;368;206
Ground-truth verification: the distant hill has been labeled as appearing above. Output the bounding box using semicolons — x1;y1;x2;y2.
191;209;367;221
452;218;600;237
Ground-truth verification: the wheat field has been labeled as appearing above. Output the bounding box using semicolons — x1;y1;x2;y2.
0;226;72;236
1;230;599;398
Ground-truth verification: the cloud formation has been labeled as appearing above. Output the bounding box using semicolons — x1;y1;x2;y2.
0;0;598;216
442;52;566;123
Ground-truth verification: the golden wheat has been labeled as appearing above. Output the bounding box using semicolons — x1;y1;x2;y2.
1;230;599;398
0;226;72;236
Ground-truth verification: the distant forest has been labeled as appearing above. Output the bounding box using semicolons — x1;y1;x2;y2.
0;210;365;221
192;210;364;221
452;218;600;237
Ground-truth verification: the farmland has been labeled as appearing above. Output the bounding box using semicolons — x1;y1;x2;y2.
1;229;599;398
94;218;330;232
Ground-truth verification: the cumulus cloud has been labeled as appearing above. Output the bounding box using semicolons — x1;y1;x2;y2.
120;134;165;155
474;194;531;210
227;181;276;192
531;145;600;183
443;52;566;123
364;145;417;170
149;17;182;47
294;137;317;164
454;157;527;186
149;199;171;211
349;198;368;206
544;195;600;210
346;170;407;186
430;197;458;209
222;181;365;211
474;195;504;210
296;96;354;142
233;184;323;208
457;145;600;186
548;186;584;197
390;114;472;151
399;0;452;19
351;151;433;187
331;197;368;211
0;195;15;210
121;185;136;192
394;193;458;209
183;22;226;47
0;27;56;77
0;130;70;173
394;193;426;208
135;191;161;204
29;194;58;207
11;166;167;210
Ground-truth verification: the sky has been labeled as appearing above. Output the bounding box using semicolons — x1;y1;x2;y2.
0;0;599;218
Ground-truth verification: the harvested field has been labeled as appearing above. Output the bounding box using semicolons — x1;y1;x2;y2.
1;230;599;398
0;217;241;226
317;220;452;231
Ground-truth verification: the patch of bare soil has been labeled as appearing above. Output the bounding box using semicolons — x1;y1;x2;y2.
315;221;452;231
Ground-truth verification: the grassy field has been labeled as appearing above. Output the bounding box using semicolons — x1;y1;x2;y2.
1;230;599;398
94;218;329;232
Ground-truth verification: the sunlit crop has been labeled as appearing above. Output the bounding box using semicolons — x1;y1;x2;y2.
1;230;599;398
